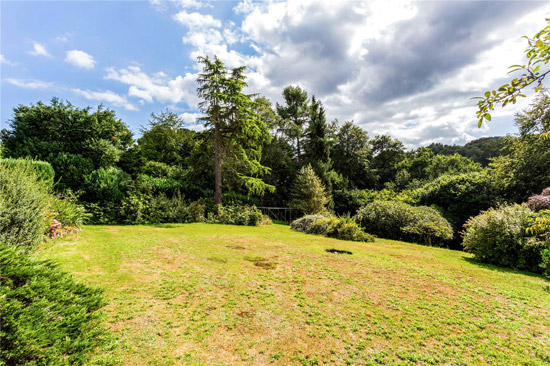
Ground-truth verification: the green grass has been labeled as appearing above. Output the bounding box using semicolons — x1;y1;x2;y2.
36;224;550;365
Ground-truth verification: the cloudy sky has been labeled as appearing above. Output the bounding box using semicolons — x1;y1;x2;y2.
1;0;549;148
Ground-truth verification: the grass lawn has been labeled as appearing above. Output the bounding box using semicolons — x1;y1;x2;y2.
37;224;550;365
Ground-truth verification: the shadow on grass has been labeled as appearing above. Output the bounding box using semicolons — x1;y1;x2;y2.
463;257;544;279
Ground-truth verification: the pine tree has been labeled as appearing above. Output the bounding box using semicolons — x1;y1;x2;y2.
290;164;330;215
197;55;274;204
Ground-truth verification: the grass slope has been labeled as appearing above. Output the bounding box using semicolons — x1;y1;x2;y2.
37;224;550;365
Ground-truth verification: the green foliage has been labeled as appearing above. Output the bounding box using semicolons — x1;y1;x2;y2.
0;158;55;184
197;55;274;202
83;167;132;204
0;162;50;250
427;136;509;166
370;135;405;188
325;215;375;242
49;191;90;228
401;206;453;246
411;171;501;233
137;110;196;166
332;121;375;189
276;85;310;161
0;243;107;365
209;205;264;226
474;18;550;126
0;98;133;192
355;200;453;246
463;204;548;273
291;214;374;242
394;148;482;189
290;164;331;215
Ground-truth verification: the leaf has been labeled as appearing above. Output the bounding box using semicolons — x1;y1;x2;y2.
484;91;491;98
536;39;544;48
484;114;491;121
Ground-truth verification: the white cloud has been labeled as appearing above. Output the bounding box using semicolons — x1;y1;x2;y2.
72;88;138;111
29;42;52;58
0;54;17;66
65;50;96;69
173;10;221;29
179;112;205;131
105;66;198;106
6;78;54;89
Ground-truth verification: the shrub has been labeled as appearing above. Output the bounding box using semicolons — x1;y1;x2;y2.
291;214;375;242
462;204;547;273
355;200;453;246
290;164;330;215
526;187;550;212
0;162;50;250
325;216;375;242
402;206;453;246
210;205;264;226
355;201;416;241
48;191;89;228
411;171;501;231
0;158;55;184
148;192;188;223
290;214;329;234
0;243;108;365
187;199;207;223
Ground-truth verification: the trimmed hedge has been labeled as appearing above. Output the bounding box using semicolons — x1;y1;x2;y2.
0;158;55;184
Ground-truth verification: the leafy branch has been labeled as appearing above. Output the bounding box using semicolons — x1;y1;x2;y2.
474;18;550;127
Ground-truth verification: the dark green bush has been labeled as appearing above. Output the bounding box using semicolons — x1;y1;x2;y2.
0;158;55;184
0;163;50;250
355;200;415;241
291;214;375;242
210;205;264;226
0;243;108;365
462;204;548;273
355;200;453;246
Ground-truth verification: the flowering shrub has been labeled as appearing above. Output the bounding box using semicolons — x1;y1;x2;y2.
49;219;62;237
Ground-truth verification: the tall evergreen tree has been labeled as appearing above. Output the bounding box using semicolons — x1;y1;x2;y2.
196;55;274;205
276;86;309;162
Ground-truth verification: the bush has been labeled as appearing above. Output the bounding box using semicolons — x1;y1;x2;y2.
355;200;453;246
462;204;548;273
0;243;108;365
0;162;50;250
210;205;264;226
0;158;55;184
355;201;415;241
402;206;453;246
326;215;375;242
291;214;375;242
526;187;550;212
48;191;89;228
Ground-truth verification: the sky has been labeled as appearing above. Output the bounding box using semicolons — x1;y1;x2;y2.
1;0;549;148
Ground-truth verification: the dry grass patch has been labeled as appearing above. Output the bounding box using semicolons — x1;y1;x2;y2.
36;223;550;365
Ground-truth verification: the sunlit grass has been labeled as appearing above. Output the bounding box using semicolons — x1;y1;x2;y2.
37;224;550;365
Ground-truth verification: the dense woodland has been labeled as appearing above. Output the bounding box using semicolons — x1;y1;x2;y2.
1;60;550;246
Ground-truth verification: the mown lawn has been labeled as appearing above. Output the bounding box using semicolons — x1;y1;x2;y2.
37;224;550;365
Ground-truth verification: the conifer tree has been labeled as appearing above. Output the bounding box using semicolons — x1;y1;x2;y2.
290;164;330;215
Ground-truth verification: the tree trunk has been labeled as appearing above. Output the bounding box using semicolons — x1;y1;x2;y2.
214;122;223;205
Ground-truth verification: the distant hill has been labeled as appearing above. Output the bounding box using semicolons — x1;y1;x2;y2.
426;136;509;166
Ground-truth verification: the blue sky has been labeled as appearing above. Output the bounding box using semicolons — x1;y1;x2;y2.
1;0;549;147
